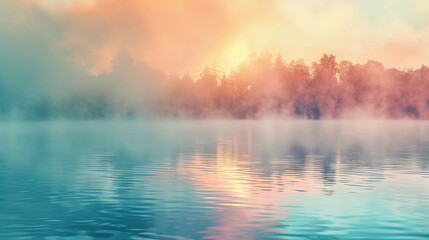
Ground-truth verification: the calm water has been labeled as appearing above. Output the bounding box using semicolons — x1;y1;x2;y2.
0;120;428;240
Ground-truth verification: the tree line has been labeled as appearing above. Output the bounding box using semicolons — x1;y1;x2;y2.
161;53;429;119
2;53;429;120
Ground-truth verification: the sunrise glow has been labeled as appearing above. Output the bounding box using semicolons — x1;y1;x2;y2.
11;0;429;76
1;1;429;239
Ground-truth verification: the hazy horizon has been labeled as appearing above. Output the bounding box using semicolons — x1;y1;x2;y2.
1;0;429;120
1;2;429;239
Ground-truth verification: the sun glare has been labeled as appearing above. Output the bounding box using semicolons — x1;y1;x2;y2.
213;42;249;72
227;45;249;68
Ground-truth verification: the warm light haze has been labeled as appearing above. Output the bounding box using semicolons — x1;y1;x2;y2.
1;0;429;119
31;0;429;74
1;1;429;240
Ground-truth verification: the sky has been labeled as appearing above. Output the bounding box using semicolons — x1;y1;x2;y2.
2;0;429;78
1;0;429;118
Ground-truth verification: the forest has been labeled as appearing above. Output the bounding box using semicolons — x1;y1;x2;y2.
162;54;429;119
2;53;429;120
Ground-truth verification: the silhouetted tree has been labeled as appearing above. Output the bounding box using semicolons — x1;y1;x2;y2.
155;53;429;119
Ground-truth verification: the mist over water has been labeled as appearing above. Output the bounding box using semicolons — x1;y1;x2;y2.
1;2;429;239
1;120;428;239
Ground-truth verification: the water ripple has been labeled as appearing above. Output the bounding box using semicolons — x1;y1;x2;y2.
0;120;428;239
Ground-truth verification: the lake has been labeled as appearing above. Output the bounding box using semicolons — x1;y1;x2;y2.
0;120;428;239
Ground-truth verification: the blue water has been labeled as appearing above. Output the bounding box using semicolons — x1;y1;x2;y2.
0;120;428;240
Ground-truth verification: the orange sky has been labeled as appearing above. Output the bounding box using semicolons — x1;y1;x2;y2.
29;0;429;75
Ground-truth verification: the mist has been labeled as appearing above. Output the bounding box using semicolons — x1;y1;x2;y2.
1;0;429;120
0;1;167;120
162;54;429;119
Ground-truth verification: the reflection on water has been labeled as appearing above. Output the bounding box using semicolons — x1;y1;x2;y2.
0;120;428;239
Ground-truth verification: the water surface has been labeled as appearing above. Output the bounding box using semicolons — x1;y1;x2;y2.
0;120;428;239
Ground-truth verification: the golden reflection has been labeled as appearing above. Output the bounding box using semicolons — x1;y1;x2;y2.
178;131;325;239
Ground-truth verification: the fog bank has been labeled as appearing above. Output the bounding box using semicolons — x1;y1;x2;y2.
1;1;429;120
